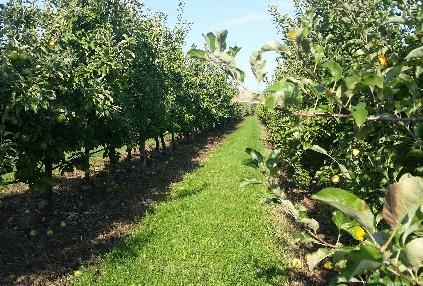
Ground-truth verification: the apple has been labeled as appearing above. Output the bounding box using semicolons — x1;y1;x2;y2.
18;52;29;61
60;221;66;228
21;134;31;143
30;229;37;236
46;229;54;236
49;39;56;47
291;258;303;269
331;175;340;184
22;68;31;75
352;149;360;157
7;50;19;60
56;115;66;124
74;270;82;277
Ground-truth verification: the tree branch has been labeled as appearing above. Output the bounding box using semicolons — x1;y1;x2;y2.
293;112;423;122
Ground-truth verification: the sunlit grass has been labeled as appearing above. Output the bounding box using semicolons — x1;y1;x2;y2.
72;117;291;285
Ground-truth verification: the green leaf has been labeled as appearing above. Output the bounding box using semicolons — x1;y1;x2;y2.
351;102;368;128
264;81;302;108
298;217;320;232
399;73;420;97
187;49;209;61
218;52;234;65
311;43;325;63
266;149;282;168
405;46;423;60
281;200;301;220
341;245;382;281
407;149;423;159
414;123;423;138
385;16;406;24
265;95;276;111
355;49;365;56
383;174;423;228
403;238;423;271
266;81;284;93
260;41;286;53
332;248;355;263
309;145;329;156
306;248;336;271
233;68;245;82
293;232;319;244
203;32;216;53
338;163;352;180
416;65;423;78
216;30;228;52
362;74;384;89
250;51;267;82
240;178;262;188
323;60;343;82
345;72;360;90
383;65;403;84
332;210;353;230
242;159;259;169
245;148;264;164
312;188;376;233
228;45;241;57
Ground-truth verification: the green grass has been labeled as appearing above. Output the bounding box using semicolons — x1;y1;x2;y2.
73;117;290;286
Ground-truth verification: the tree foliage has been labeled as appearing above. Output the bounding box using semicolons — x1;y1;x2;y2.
0;0;240;193
256;0;423;202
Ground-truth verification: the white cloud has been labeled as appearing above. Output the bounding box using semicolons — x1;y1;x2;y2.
218;13;269;28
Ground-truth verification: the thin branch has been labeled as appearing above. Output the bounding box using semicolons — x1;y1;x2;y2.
306;229;337;248
293;112;423;122
386;261;417;285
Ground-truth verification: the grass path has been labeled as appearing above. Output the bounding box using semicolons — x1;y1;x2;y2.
73;117;290;286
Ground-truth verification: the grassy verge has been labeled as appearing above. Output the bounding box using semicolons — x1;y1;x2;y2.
73;117;291;286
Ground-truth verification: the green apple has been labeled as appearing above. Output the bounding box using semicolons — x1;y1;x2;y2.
291;258;303;269
331;175;340;184
60;221;67;228
21;134;31;143
352;149;360;157
46;229;54;236
30;229;37;236
49;39;56;47
56;115;66;124
414;123;423;139
18;52;29;61
7;50;19;60
22;68;31;75
74;270;82;277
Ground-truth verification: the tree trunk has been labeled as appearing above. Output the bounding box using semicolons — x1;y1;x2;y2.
126;146;132;162
139;140;146;167
84;148;91;183
107;145;118;175
160;134;166;150
183;132;189;143
44;157;53;201
155;137;160;154
171;133;176;151
191;129;195;141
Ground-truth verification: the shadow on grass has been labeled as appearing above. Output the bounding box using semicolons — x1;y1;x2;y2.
0;120;240;286
253;256;330;286
173;182;209;199
255;264;287;285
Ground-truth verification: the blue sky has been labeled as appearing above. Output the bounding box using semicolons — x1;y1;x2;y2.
143;0;295;90
0;0;295;90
